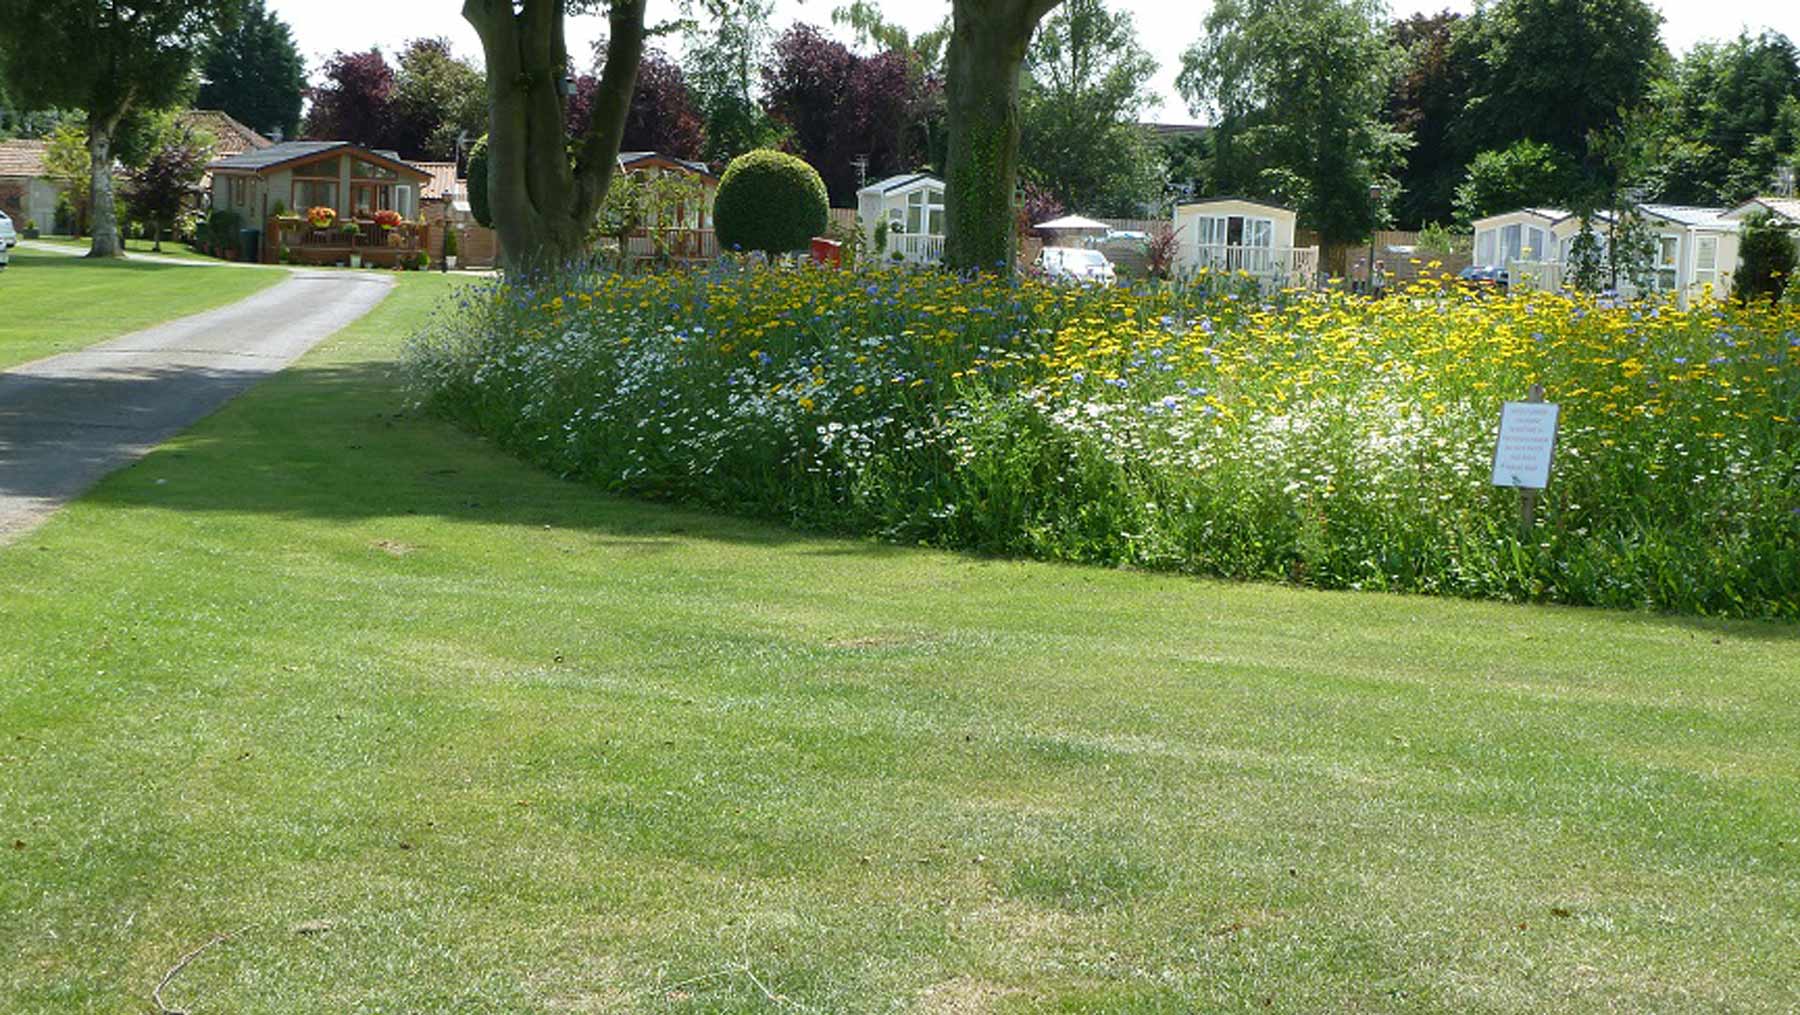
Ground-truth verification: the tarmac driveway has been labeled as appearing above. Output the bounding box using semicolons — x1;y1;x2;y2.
0;270;394;543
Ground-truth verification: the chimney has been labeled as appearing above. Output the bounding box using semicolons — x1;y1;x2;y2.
269;126;284;143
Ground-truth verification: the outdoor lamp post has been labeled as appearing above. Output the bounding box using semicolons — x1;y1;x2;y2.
1367;182;1383;296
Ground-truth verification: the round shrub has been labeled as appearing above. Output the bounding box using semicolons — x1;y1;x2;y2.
466;135;491;229
713;150;829;256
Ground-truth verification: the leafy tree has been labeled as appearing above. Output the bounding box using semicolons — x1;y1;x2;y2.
761;25;926;204
1018;0;1163;217
0;0;239;257
713;149;828;254
463;0;648;265
1736;210;1798;302
941;0;1065;272
44;122;90;233
1179;0;1407;248
126;123;211;250
196;0;303;138
1387;11;1474;228
572;51;704;160
1452;140;1575;225
1455;0;1664;177
465;134;491;228
832;1;952;74
389;38;487;161
1566;217;1605;291
1652;32;1800;205
303;49;395;146
684;0;781;163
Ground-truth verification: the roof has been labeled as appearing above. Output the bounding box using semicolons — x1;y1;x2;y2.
1176;195;1295;215
1637;203;1737;230
207;140;431;181
0;139;51;178
1036;214;1110;231
1721;196;1800;223
618;151;716;179
177;110;271;158
858;172;942;196
415;162;461;201
1471;207;1568;228
1143;123;1209;139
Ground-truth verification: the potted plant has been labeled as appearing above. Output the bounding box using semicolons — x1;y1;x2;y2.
414;250;430;271
340;220;363;267
21;218;38;239
443;227;459;270
307;205;336;230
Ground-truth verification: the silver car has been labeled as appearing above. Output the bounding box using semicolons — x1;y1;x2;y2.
1036;246;1116;286
0;210;13;268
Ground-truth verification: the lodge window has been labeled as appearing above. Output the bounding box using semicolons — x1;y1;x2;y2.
1655;234;1680;291
907;188;944;236
293;179;338;212
228;176;248;209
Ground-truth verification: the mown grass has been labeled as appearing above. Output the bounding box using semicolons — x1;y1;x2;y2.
0;250;284;369
2;272;1797;1013
27;234;225;263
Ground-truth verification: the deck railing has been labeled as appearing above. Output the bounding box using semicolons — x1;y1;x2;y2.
624;227;718;262
1184;244;1320;287
267;217;431;265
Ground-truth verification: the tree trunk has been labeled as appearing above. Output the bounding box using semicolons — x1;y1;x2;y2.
86;121;123;258
942;0;1061;274
464;0;645;270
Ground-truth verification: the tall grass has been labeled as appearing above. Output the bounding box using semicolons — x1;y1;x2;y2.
407;262;1800;618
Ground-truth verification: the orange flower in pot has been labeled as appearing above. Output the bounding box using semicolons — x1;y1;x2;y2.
307;206;336;229
374;209;403;230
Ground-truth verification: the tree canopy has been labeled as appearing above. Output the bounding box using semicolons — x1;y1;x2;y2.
0;0;239;256
1179;0;1407;247
196;0;304;139
1018;0;1163;217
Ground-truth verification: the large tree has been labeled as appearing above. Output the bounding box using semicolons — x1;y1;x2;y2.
196;0;303;139
389;37;488;161
463;0;647;265
1455;0;1664;176
303;49;396;146
1653;32;1800;205
684;0;781;163
762;25;926;203
1387;11;1473;228
0;0;238;257
1179;0;1407;248
1019;0;1162;217
941;0;1063;273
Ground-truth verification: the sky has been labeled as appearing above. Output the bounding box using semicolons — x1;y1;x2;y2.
269;0;1800;127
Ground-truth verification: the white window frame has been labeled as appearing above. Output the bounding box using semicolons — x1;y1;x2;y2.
1694;234;1718;290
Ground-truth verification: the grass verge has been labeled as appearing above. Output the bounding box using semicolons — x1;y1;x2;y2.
1;272;1796;1013
25;234;225;263
0;249;284;369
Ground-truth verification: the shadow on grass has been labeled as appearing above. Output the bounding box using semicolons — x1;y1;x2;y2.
45;354;1800;640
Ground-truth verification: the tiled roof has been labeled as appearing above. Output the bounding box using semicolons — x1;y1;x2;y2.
416;162;460;200
178;109;271;158
0;139;51;178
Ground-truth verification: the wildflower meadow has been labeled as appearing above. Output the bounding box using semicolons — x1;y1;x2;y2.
407;265;1800;618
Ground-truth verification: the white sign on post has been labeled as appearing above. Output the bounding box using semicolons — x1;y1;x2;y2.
1491;401;1559;489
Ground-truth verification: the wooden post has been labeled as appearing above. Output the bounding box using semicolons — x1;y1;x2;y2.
1520;383;1544;538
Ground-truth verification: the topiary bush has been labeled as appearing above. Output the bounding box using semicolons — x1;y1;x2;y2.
712;149;829;256
466;135;491;229
1736;211;1796;302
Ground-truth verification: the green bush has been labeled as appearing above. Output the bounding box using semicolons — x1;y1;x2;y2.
713;149;829;256
444;227;460;258
1736;211;1797;302
205;208;244;255
466;136;491;229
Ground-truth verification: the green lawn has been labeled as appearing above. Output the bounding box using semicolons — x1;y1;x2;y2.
26;234;225;263
0;250;284;369
2;273;1797;1013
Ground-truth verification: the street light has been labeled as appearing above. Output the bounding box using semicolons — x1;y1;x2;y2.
1367;182;1384;297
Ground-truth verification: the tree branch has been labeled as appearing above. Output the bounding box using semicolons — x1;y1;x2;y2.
572;0;648;220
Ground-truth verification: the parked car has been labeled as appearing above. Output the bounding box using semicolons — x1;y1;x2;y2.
1457;265;1508;289
1037;246;1116;286
0;209;16;250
